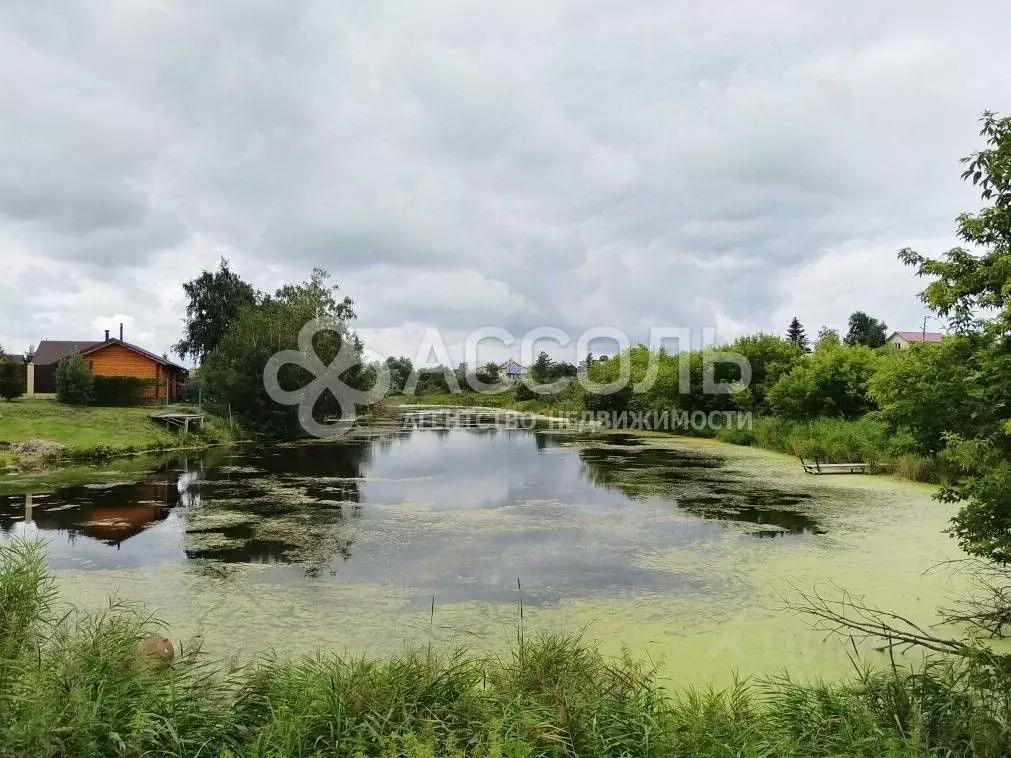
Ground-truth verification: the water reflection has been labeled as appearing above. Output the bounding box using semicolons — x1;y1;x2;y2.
578;439;822;536
0;421;826;587
0;466;191;546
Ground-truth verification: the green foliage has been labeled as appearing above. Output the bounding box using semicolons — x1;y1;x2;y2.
521;352;575;400
898;111;1011;563
3;538;1011;756
786;316;809;351
89;376;158;407
767;341;880;420
583;342;769;419
480;362;500;383
765;417;891;465
179;373;202;404
200;268;372;439
55;354;94;405
411;367;454;397
514;381;536;401
0;540;55;673
844;310;889;348
869;338;986;455
816;326;842;348
384;356;414;395
727;333;804;413
174;257;257;362
530;351;553;383
0;361;25;401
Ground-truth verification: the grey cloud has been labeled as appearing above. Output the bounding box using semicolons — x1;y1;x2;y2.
0;0;1008;358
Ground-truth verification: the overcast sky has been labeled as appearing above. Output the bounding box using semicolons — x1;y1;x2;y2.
1;1;1007;365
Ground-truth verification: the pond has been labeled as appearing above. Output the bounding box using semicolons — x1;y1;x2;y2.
0;409;966;684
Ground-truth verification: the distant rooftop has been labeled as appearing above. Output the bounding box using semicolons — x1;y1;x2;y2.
33;340;100;365
890;331;943;343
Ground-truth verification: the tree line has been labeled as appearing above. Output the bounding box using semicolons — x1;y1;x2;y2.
176;265;373;438
784;310;888;352
596;112;1011;570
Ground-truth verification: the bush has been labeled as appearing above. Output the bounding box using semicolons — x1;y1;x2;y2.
55;354;93;405
514;381;536;401
869;338;984;455
89;375;157;406
767;342;881;421
0;361;24;401
179;374;203;404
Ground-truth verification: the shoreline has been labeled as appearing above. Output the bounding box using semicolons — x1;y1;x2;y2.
0;397;237;474
388;394;942;484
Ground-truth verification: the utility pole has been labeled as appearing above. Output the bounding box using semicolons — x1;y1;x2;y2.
922;315;928;340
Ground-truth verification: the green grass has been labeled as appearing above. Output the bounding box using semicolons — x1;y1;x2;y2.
0;398;232;467
389;386;582;416
1;537;1010;756
714;417;944;482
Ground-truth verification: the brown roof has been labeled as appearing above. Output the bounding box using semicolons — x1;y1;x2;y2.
32;340;100;365
33;338;187;372
81;339;188;372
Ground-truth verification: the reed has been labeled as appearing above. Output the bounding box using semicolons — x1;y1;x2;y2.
2;538;1009;756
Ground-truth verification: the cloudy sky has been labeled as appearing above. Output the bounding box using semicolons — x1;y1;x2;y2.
0;0;1007;365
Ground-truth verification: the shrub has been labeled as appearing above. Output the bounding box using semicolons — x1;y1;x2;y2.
55;354;93;405
767;343;880;421
514;381;536;401
90;375;157;406
0;361;24;401
179;374;203;404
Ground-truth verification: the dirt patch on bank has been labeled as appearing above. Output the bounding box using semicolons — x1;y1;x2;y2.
1;439;69;468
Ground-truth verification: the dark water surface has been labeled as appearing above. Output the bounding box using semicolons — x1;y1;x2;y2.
0;418;824;605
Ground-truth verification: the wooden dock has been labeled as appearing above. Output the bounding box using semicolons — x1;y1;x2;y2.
150;412;205;434
799;457;867;475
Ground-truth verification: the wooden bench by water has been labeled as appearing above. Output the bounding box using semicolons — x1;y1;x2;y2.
799;457;867;475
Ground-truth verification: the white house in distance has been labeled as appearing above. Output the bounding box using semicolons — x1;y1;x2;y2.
499;359;523;382
885;331;944;350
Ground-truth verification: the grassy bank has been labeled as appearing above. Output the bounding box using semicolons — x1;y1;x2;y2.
0;538;1008;756
390;387;580;416
0;398;232;469
713;416;942;482
388;392;942;482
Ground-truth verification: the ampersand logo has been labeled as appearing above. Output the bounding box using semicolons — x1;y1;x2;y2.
262;319;390;438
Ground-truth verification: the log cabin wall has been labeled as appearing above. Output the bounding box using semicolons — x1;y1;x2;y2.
86;344;172;404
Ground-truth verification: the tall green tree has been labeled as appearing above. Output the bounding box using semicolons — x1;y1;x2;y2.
785;317;809;351
384;356;414;395
175;258;258;362
530;351;554;384
899;111;1011;563
200;269;370;439
844;311;888;348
